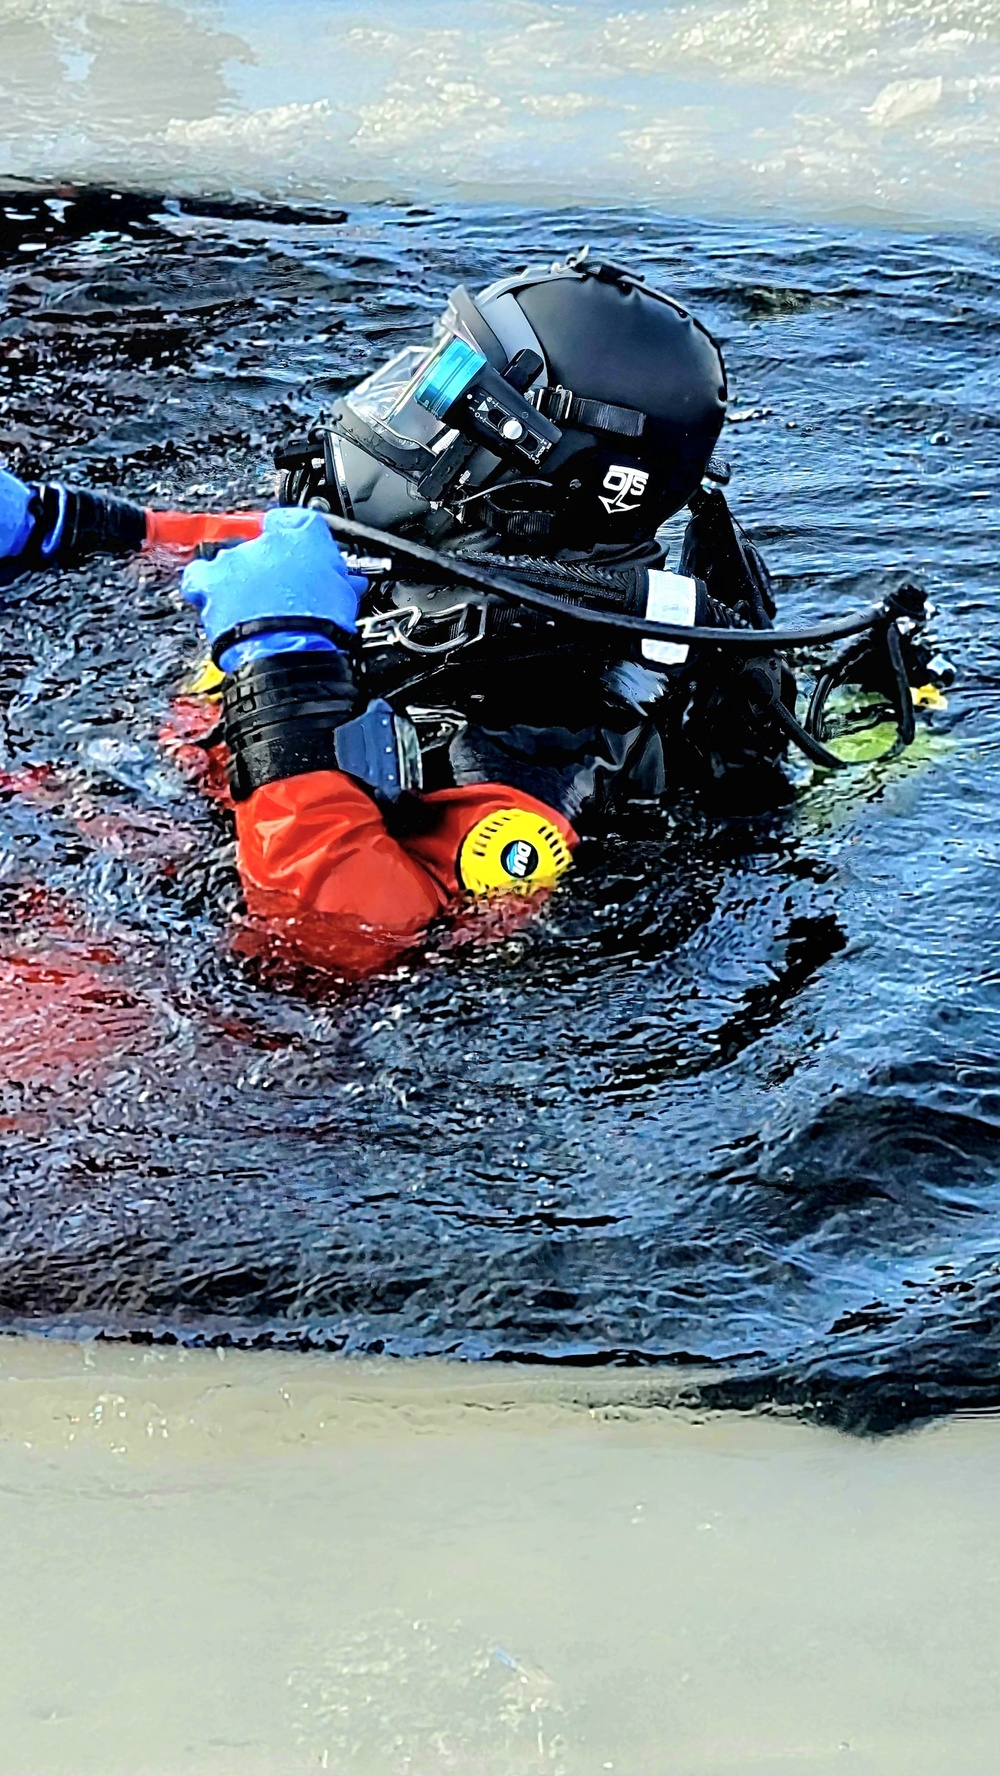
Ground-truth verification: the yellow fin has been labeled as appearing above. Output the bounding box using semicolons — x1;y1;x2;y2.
186;657;226;698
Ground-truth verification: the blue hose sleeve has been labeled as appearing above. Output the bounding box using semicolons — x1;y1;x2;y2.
0;467;35;561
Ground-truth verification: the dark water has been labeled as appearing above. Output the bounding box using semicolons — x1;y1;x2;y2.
0;186;996;1432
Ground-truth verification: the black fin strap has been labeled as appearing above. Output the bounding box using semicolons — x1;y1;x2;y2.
804;638;872;739
769;696;848;771
805;622;916;749
884;619;916;747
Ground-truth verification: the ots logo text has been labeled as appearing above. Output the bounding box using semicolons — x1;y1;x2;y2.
600;465;649;515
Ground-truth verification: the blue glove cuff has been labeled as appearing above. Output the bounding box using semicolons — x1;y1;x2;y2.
0;466;36;562
181;506;366;673
36;484;68;557
220;632;339;673
212;614;356;674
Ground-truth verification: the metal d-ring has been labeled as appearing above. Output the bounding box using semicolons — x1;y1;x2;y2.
358;600;488;655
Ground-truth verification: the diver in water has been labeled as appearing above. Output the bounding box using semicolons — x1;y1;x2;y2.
0;249;938;974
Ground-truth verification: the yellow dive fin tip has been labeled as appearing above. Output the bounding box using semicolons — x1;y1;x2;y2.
913;684;948;711
186;657;226;697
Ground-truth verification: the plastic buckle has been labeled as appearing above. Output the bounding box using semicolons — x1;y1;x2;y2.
333;698;423;801
541;385;573;424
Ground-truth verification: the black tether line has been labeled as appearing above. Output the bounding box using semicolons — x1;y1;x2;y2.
324;514;891;654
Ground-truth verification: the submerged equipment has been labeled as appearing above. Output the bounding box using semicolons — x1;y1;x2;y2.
275;247;728;551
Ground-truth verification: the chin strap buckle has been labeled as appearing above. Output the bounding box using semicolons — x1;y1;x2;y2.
539;384;574;424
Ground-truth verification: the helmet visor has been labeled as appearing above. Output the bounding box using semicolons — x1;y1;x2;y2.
344;336;488;455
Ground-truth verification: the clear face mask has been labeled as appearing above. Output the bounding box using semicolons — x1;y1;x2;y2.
323;334;488;531
345;335;488;457
331;310;558;529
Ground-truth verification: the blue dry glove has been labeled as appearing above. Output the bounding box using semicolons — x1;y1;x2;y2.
0;466;36;562
180;506;367;674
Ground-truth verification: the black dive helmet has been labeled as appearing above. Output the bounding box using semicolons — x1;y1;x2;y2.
279;249;728;551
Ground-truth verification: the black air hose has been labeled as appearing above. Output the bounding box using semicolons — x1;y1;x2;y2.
324;514;901;654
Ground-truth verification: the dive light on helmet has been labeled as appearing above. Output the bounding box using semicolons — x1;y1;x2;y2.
412;337;560;468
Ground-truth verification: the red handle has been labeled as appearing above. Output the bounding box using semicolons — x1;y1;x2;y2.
144;509;265;550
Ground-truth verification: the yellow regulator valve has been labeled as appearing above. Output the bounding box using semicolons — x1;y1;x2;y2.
458;808;573;896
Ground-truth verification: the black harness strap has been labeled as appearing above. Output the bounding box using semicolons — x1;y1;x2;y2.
531;385;646;438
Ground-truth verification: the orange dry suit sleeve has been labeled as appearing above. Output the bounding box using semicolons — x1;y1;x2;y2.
220;650;576;975
236;774;576;973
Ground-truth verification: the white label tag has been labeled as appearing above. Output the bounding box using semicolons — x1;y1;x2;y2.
642;570;698;666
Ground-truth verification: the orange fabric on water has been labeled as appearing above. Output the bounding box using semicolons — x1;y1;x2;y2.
144;509;265;551
159;695;231;803
0;949;152;1087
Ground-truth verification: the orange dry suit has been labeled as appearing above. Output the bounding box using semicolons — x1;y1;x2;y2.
17;484;788;979
210;495;791;976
